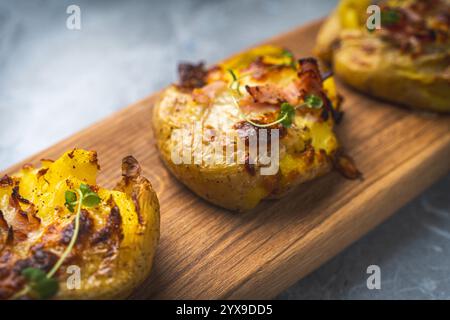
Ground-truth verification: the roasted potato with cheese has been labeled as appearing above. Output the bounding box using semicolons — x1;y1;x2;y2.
0;149;160;299
153;45;352;212
315;0;450;112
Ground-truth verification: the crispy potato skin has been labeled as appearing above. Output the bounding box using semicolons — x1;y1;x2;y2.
153;45;341;211
0;149;160;299
315;0;450;113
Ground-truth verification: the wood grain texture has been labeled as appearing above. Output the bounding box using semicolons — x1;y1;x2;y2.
3;19;450;299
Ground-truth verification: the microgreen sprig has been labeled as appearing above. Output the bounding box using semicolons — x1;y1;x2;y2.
228;69;242;96
281;49;297;69
235;94;324;129
303;94;324;109
381;9;401;27
13;183;100;300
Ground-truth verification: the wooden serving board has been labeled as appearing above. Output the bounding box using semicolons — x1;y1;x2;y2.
3;19;450;299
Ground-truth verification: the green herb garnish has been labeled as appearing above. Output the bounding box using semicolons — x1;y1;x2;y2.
381;9;400;27
20;268;59;299
303;94;323;109
278;102;296;127
14;183;100;300
228;69;242;96
281;49;297;69
237;101;295;129
79;183;101;208
64;190;77;212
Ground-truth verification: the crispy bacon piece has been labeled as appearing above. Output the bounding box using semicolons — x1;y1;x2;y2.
241;57;283;80
245;58;323;105
378;0;450;53
12;186;31;205
192;81;227;105
245;81;303;106
7;187;41;241
245;84;286;105
178;62;207;90
0;175;13;187
243;57;344;122
296;57;323;94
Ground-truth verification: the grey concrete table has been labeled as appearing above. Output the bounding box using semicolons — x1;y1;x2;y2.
1;0;449;299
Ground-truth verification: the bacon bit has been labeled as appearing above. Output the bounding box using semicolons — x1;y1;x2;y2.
297;58;323;94
377;1;449;54
245;81;305;106
192;81;226;105
67;150;75;159
334;153;362;180
238;96;279;114
0;175;13;187
245;58;326;105
8;191;41;237
178;62;207;90
36;168;49;179
245;84;285;105
12;186;31;205
296;58;341;122
241;57;281;80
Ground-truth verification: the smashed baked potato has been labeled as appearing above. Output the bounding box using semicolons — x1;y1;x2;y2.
0;149;160;299
153;45;353;212
315;0;450;112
